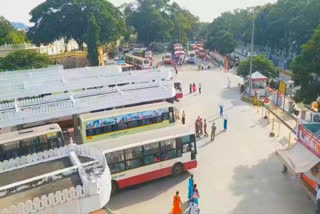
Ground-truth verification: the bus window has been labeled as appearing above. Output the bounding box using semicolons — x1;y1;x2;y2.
143;143;160;165
3;141;20;160
106;151;126;174
181;135;191;153
190;134;197;160
175;137;182;157
20;136;39;155
86;129;95;137
162;112;169;120
47;132;60;149
39;135;49;151
125;146;143;169
152;116;162;124
160;139;177;160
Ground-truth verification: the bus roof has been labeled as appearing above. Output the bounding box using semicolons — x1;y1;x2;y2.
79;102;173;122
125;54;149;61
86;125;194;153
0;123;61;144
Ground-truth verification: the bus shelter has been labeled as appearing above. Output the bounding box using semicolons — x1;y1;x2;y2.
247;71;268;97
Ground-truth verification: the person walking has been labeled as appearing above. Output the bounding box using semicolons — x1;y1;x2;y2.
199;82;202;94
172;191;183;214
190;83;192;94
204;119;208;137
223;114;228;131
193;83;196;93
193;184;200;206
188;174;194;200
182;111;186;125
219;104;224;117
211;123;216;141
199;118;203;136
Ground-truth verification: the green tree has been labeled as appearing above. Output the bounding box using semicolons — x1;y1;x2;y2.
27;0;125;47
0;50;51;71
291;25;320;103
206;30;237;55
87;15;100;66
0;16;27;45
237;55;277;78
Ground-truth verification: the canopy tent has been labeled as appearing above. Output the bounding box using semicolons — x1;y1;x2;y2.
248;71;268;82
277;142;320;173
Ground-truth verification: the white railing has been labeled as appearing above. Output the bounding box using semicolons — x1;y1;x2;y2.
0;83;175;128
0;144;111;214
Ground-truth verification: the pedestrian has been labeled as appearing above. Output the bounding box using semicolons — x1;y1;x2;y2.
223;114;228;131
195;120;199;138
172;191;182;214
211;123;216;141
219;104;224;117
227;77;231;88
199;118;203;136
193;184;200;206
317;184;320;214
193;83;196;93
189;199;199;214
204;119;208;137
190;83;192;94
199;82;202;94
188;174;194;200
182;111;186;125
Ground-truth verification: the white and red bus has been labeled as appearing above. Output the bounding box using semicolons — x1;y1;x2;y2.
125;54;152;70
163;53;172;64
87;125;197;194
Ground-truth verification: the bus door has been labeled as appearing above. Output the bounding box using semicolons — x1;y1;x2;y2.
47;132;63;149
169;107;175;123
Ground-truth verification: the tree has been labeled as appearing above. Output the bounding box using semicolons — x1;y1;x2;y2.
206;30;237;55
291;25;320;103
237;55;277;78
0;16;27;45
0;50;51;71
27;0;125;47
87;15;100;66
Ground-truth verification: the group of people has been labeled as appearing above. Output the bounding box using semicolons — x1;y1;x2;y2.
189;83;202;94
171;175;201;214
194;116;207;138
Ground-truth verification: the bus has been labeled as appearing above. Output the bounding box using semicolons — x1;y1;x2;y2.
163;53;172;64
79;102;176;144
125;54;151;69
0;124;65;161
87;125;197;194
188;51;197;64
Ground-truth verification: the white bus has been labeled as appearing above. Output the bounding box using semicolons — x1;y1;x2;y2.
125;54;151;70
0;124;65;161
87;125;197;194
79;102;176;143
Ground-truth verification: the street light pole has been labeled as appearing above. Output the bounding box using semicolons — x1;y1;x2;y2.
249;12;255;96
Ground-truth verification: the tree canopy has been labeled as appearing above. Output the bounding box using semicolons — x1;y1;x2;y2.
291;25;320;103
0;50;51;71
87;15;100;66
237;55;277;79
206;30;237;55
0;16;27;45
27;0;126;46
125;0;200;45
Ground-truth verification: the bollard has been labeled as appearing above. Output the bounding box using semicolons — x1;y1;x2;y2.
288;133;291;147
278;122;280;137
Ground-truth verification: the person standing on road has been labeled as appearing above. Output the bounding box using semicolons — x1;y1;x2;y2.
193;184;200;206
172;191;183;214
204;119;208;137
199;83;202;94
193;83;196;93
199;118;203;136
195;120;199;138
219;104;224;117
182;111;186;125
188;174;194;200
190;83;192;94
211;123;216;141
223;114;228;131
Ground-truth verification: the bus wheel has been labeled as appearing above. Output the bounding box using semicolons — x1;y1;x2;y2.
172;163;184;176
111;181;118;195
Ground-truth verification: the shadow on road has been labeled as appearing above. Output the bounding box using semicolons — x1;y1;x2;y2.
108;173;190;211
229;153;314;214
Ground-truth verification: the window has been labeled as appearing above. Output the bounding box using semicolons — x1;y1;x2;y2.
39;135;48;151
181;135;191;153
162;112;169;120
126;159;143;170
86;129;94;137
125;146;143;160
105;151;125;174
20;136;39;155
160;139;176;160
152;116;162;124
127;120;139;128
143;143;160;165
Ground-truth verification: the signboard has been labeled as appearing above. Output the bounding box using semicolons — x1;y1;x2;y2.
298;124;320;157
279;81;287;94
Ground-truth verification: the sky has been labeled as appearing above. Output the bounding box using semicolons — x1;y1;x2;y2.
0;0;277;25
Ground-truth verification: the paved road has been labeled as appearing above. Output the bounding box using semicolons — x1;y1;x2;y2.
107;64;314;214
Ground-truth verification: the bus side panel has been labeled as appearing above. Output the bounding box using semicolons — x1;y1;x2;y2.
183;160;197;171
117;166;172;189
